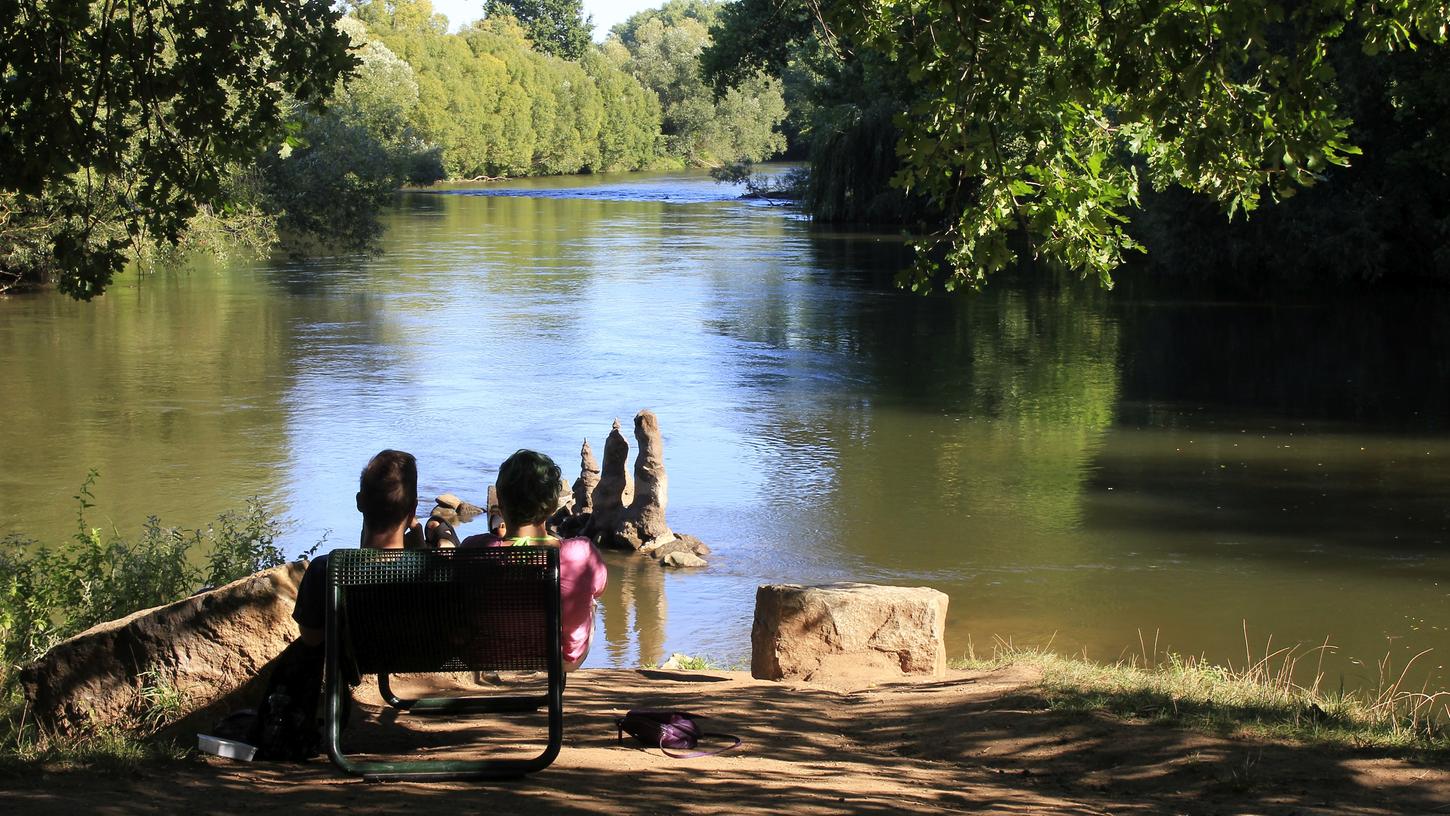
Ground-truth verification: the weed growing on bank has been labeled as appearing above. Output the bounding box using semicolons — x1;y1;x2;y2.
954;630;1450;755
643;653;746;671
0;719;191;777
0;471;296;770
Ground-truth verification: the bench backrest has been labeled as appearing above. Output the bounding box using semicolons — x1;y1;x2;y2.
326;547;561;675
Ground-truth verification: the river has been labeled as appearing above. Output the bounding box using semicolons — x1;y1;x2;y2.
2;169;1448;687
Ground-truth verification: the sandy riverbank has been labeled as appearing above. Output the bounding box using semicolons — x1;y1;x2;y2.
3;666;1447;814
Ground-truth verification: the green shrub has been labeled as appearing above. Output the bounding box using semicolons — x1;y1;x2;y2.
0;471;289;706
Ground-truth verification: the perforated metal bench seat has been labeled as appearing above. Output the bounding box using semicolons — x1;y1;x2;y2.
324;546;563;781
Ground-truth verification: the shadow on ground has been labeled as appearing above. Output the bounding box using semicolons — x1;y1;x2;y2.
2;667;1446;814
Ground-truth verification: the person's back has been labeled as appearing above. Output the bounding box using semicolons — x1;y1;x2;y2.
293;449;420;645
252;449;420;759
460;449;606;669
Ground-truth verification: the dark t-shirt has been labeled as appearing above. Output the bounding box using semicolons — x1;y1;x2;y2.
292;551;330;632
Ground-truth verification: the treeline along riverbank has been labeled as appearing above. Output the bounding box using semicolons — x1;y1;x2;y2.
0;0;789;298
8;1;1450;298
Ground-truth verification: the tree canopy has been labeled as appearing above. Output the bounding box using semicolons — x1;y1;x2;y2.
484;0;593;60
351;0;662;177
610;0;786;166
706;0;1450;291
0;0;357;299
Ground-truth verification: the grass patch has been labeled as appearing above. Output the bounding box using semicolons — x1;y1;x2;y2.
0;721;192;777
953;631;1450;755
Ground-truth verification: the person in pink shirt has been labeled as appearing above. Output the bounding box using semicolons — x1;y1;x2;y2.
461;449;607;670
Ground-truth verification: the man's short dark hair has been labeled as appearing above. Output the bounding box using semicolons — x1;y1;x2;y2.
358;449;417;532
496;449;562;530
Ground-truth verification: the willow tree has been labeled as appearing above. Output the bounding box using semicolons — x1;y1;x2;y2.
708;1;1450;291
484;0;593;60
0;0;356;299
612;1;786;166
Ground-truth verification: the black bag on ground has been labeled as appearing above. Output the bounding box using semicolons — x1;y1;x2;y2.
248;639;329;761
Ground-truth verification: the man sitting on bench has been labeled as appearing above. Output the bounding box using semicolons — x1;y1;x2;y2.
243;450;419;760
295;449;421;645
461;449;607;670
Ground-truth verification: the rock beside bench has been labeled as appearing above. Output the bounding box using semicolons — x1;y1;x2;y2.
751;583;948;684
20;562;306;736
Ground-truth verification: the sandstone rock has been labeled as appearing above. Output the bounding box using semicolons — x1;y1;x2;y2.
435;493;463;510
751;583;948;684
662;551;707;568
571;439;599;513
20;562;307;736
590;419;632;547
546;480;575;531
616;410;670;545
676;533;710;556
455;501;484;522
430;505;459;522
614;525;645;551
638;532;677;555
650;539;698;560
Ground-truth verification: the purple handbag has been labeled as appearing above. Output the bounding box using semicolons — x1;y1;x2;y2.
616;709;741;758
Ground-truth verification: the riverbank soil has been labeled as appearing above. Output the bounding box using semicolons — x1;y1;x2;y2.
3;667;1446;814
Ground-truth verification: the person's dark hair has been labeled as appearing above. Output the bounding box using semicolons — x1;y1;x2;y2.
358;449;417;532
496;449;562;529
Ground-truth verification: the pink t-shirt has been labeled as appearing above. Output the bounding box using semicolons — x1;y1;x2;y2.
460;534;607;665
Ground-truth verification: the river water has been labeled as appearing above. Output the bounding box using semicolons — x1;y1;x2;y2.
2;170;1448;686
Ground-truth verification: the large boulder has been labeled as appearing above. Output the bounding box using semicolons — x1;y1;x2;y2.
20;562;306;736
751;583;949;684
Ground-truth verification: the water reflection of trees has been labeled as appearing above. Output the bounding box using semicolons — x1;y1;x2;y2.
597;551;668;668
1111;288;1450;431
699;230;1123;571
0;260;311;542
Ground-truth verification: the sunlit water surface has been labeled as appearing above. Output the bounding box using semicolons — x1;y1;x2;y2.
3;170;1448;686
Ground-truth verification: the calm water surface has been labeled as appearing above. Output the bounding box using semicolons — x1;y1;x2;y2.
3;170;1448;686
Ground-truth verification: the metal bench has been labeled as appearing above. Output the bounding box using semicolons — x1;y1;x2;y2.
323;546;563;781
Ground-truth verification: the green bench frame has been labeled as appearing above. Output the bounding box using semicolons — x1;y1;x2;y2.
324;547;564;781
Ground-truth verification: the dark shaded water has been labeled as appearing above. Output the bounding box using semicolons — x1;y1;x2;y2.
2;170;1447;686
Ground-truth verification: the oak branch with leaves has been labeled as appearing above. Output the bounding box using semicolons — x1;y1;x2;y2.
751;0;1450;290
0;0;357;300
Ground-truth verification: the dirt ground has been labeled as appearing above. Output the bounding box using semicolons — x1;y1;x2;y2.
3;666;1447;815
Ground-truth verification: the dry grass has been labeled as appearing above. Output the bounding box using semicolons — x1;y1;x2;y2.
954;627;1450;755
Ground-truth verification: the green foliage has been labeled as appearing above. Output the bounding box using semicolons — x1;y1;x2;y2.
610;0;787;166
485;0;593;60
352;0;661;176
699;0;817;95
135;666;190;735
0;0;358;300
1131;39;1450;284
703;0;928;221
707;1;1450;291
710;161;806;198
260;19;445;254
582;50;666;170
0;472;289;699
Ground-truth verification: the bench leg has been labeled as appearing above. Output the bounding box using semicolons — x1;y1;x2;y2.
326;667;564;781
379;672;559;714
